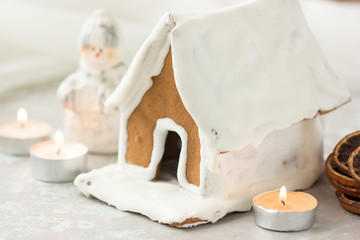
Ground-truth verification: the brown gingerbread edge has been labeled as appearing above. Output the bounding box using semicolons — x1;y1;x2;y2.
335;190;360;215
169;212;234;227
170;218;208;228
325;154;360;189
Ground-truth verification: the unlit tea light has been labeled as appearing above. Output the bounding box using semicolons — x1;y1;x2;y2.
0;108;51;155
252;186;317;231
30;131;88;183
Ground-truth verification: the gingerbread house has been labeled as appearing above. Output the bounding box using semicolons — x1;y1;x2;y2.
75;0;350;227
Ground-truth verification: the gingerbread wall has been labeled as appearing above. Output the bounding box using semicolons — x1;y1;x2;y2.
125;50;201;186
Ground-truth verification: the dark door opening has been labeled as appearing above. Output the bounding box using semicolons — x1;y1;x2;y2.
157;131;182;183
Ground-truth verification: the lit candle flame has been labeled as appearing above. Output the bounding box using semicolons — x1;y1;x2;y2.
279;185;287;206
17;108;28;129
55;130;64;156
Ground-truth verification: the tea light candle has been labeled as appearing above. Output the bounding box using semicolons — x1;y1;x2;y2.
30;131;88;183
252;186;317;231
0;108;51;155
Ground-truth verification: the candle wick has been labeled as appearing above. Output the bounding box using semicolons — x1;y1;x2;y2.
281;200;285;206
57;148;61;156
20;122;25;130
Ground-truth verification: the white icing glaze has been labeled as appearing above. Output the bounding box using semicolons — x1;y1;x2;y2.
151;118;198;193
206;118;324;199
78;0;350;226
75;164;240;227
105;14;174;111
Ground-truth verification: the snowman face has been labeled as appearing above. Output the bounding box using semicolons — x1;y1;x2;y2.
82;45;116;70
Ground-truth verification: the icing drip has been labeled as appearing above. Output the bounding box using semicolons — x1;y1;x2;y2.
170;0;349;155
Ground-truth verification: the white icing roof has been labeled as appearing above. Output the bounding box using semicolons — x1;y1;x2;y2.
107;0;350;153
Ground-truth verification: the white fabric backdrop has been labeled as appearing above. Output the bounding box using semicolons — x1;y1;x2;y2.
0;0;359;96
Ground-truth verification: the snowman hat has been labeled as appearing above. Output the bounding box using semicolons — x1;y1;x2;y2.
79;9;121;50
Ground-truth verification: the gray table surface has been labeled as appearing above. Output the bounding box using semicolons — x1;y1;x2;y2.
0;82;359;239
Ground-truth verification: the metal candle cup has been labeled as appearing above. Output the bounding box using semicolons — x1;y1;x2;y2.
30;133;88;183
252;187;317;232
0;109;51;155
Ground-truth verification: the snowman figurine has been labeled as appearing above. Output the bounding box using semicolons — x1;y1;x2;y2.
57;9;126;154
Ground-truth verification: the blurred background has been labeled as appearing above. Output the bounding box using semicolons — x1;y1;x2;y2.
0;0;359;95
0;0;241;95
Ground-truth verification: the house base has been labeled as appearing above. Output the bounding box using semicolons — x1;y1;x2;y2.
74;164;250;227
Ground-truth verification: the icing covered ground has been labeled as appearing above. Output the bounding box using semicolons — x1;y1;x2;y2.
75;164;246;227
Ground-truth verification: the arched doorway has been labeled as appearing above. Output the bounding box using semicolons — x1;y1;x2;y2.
157;131;181;183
